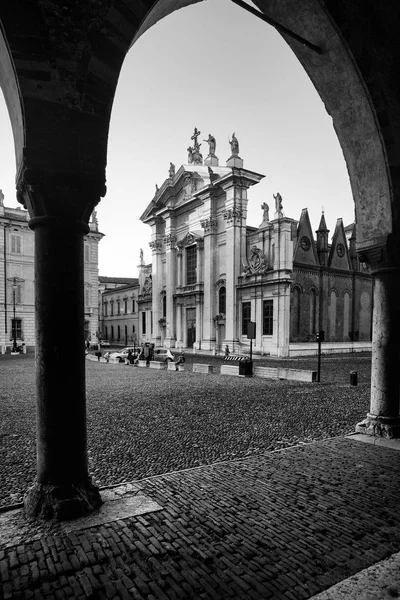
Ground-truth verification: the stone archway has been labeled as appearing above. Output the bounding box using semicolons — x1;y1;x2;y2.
0;0;399;519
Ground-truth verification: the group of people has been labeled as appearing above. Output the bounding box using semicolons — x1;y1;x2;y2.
124;349;138;365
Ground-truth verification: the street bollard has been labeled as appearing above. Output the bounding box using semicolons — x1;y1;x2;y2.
350;371;358;386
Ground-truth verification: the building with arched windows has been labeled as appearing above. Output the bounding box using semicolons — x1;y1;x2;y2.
140;131;372;357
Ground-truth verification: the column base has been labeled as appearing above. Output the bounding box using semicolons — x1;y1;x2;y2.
355;414;400;438
24;481;103;521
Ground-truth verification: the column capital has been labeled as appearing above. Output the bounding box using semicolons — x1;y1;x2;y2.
224;207;243;226
149;239;163;254
16;165;106;223
200;218;218;234
164;233;177;249
357;232;400;271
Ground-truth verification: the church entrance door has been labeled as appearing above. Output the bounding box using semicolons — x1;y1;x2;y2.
186;308;196;348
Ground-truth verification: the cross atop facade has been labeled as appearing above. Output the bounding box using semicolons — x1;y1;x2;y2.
191;127;201;148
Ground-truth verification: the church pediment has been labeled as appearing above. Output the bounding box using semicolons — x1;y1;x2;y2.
179;230;204;247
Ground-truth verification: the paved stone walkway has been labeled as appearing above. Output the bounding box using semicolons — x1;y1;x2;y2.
1;436;400;599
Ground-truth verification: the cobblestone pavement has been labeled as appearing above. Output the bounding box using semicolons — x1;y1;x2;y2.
0;354;371;507
1;436;400;600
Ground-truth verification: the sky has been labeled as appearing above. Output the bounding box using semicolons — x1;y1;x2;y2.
0;0;355;277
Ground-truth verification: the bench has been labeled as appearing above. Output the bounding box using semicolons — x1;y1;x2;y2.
149;361;167;370
167;362;186;371
253;366;279;379
278;368;317;382
193;363;213;374
221;364;239;376
253;366;317;382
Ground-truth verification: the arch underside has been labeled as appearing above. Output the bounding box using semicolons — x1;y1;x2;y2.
133;0;393;255
0;0;397;255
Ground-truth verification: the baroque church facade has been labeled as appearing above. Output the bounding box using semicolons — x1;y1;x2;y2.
140;130;372;357
0;190;103;351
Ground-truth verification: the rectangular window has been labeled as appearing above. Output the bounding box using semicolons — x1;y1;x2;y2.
151;311;153;335
242;302;251;336
11;235;21;254
11;283;22;304
186;245;197;285
124;300;128;314
85;288;90;307
142;312;146;334
11;318;22;339
117;301;120;315
111;303;114;316
104;303;108;317
132;299;135;313
84;244;90;263
263;299;273;336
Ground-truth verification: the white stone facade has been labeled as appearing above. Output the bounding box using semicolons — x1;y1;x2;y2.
140;131;372;357
0;195;103;350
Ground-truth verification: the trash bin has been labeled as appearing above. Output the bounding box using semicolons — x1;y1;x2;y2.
350;371;358;386
239;360;253;377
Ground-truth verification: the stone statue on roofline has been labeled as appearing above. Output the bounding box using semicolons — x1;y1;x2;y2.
169;163;175;178
204;134;216;156
273;192;283;216
261;202;269;222
229;132;239;156
0;189;4;206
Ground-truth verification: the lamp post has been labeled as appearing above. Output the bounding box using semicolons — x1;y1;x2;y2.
7;276;19;353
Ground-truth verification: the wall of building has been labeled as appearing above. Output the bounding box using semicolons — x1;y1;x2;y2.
0;201;102;350
101;284;140;346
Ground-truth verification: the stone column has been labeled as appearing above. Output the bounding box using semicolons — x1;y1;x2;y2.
176;245;183;289
176;302;182;347
356;267;400;437
195;298;202;349
164;231;176;347
201;217;217;350
24;216;102;520
223;187;248;350
149;237;163;347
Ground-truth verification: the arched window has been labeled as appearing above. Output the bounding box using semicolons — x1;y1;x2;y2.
117;325;120;340
310;289;317;335
218;287;226;314
293;287;301;336
329;290;338;339
343;291;350;339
